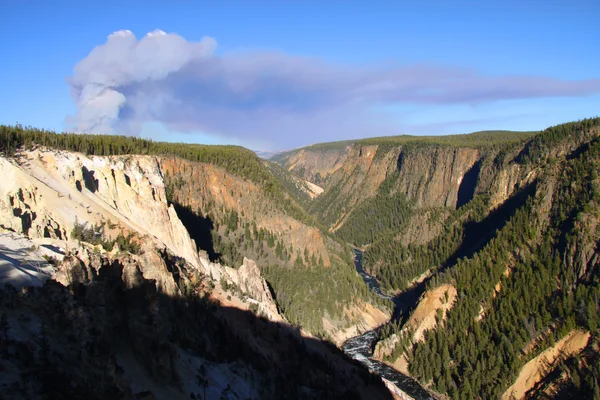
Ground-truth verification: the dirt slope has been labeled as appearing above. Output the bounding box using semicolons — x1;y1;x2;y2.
502;330;591;400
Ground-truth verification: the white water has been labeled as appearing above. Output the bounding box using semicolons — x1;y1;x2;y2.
342;250;433;400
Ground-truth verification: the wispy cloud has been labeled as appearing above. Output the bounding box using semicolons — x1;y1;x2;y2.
67;30;600;149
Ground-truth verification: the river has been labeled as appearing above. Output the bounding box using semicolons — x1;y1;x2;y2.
342;249;433;400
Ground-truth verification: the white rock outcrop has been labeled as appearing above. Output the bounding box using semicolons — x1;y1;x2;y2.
0;149;282;320
0;150;200;271
198;251;282;322
224;257;281;321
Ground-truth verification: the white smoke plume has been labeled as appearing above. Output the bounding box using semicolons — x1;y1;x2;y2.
67;29;600;148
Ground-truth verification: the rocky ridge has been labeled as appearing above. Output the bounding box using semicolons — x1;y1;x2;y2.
276;137;542;234
0;149;280;320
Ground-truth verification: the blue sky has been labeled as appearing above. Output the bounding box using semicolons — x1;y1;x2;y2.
1;0;599;150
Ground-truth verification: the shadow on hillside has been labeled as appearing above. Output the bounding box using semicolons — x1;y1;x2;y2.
0;258;393;400
0;246;50;288
81;166;99;193
171;201;220;262
392;181;539;313
11;207;34;236
556;138;600;257
381;182;539;347
456;161;481;208
446;180;537;270
565;139;594;161
40;244;64;255
513;140;534;164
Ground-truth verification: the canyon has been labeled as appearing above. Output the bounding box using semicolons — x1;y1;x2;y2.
1;118;600;399
0;147;390;399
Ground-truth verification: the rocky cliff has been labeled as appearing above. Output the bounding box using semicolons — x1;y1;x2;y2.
271;144;353;186
0;230;390;399
0;149;281;320
159;156;391;338
0;150;199;269
275;133;540;233
315;144;396;231
160;157;331;266
0;146;388;343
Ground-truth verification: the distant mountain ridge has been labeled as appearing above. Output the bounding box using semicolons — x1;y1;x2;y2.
253;149;284;159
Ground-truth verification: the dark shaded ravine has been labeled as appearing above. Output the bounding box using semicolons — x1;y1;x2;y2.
343;250;433;400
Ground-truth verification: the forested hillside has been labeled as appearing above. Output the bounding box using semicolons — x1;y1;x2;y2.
277;117;600;398
160;156;391;339
407;119;600;398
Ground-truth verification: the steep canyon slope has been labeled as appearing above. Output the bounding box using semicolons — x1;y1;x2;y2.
159;155;391;342
277;118;600;399
0;138;393;399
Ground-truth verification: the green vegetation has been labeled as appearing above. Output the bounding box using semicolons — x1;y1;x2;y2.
276;130;537;160
162;163;391;334
274;117;600;396
335;171;413;247
0;124;271;184
362;130;536;161
359;129;537;148
71;219;141;254
307;175;352;227
363;194;491;290
518;117;600;164
406;132;600;398
296;128;539;236
165;180;298;268
169;193;392;334
263;160;312;207
262;257;392;336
